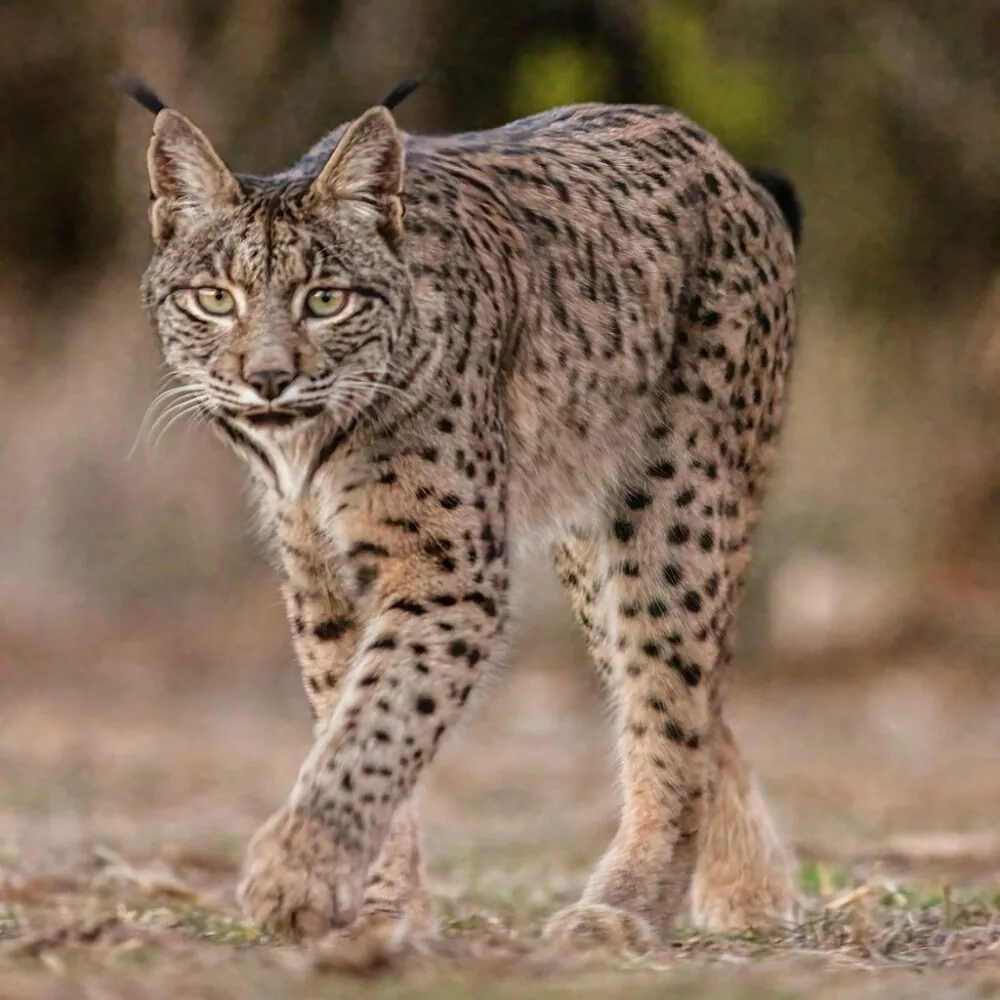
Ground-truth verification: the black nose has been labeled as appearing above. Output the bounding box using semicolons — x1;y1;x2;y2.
246;369;294;401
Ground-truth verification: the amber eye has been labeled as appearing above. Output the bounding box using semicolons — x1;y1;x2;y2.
195;287;236;316
305;287;349;318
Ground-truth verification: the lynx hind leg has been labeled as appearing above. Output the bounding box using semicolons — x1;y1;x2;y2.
545;478;795;946
690;717;799;931
544;481;720;950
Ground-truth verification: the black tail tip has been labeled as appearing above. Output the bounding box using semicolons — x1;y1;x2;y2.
747;166;803;249
114;75;168;116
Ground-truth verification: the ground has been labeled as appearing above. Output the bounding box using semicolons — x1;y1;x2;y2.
2;581;999;998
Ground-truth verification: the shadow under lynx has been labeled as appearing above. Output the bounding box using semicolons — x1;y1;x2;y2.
131;79;801;948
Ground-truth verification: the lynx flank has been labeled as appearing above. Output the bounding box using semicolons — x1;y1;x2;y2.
133;85;801;949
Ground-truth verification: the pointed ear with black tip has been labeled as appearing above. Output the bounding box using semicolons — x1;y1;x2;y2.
309;106;405;247
146;109;241;243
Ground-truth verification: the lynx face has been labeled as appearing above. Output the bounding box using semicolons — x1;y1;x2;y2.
140;107;410;433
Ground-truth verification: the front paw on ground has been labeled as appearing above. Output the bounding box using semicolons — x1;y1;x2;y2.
237;806;363;938
542;902;658;954
390;889;439;940
311;911;420;974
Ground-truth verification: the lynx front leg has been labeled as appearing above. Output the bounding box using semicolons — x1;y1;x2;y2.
255;502;432;937
239;453;507;934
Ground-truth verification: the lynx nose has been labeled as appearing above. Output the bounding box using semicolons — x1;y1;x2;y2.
246;368;294;401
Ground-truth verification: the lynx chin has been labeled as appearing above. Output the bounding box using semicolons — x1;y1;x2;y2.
131;80;802;950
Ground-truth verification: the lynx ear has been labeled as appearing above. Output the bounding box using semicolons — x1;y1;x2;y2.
309;106;405;243
146;109;240;242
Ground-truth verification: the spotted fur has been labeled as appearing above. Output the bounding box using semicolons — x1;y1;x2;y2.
136;98;801;947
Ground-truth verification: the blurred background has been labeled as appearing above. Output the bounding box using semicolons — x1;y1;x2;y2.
2;0;1000;898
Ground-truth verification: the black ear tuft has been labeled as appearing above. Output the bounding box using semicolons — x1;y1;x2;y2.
378;77;426;112
115;75;168;115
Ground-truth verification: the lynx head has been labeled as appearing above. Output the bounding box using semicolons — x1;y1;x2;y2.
139;105;409;434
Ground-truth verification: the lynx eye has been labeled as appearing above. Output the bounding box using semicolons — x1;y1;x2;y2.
305;287;349;318
195;287;236;316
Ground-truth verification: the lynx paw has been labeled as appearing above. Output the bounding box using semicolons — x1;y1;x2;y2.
312;911;417;974
543;902;657;953
238;804;364;938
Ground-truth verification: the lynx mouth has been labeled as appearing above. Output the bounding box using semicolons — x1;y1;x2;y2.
231;404;325;428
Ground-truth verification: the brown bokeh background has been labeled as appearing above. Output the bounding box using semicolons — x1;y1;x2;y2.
2;0;1000;916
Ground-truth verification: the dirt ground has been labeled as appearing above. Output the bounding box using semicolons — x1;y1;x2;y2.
2;585;1000;998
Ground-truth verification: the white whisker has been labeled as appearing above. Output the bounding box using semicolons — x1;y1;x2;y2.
146;399;203;441
148;399;209;451
128;384;205;459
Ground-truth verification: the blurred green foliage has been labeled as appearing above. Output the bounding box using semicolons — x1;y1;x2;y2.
511;41;613;118
643;3;785;160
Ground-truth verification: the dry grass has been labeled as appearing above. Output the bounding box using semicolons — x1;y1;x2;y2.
2;609;1000;998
